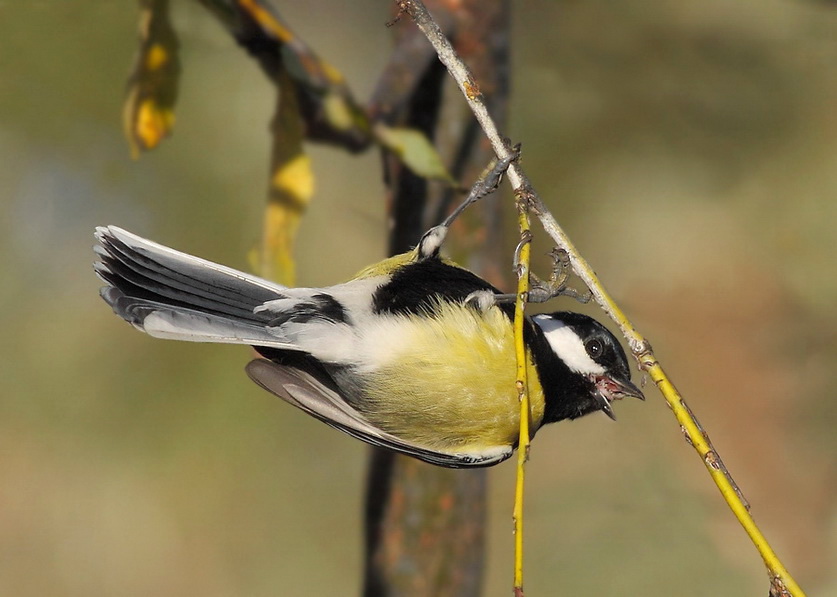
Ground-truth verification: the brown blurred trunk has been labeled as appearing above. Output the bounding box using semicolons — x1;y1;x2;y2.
363;2;511;595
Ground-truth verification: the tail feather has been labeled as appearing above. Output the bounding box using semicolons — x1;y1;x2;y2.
95;226;296;348
95;226;281;317
94;243;260;322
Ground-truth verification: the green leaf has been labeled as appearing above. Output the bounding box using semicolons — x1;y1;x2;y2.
374;124;455;184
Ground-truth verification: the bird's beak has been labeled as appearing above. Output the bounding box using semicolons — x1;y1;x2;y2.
591;374;645;421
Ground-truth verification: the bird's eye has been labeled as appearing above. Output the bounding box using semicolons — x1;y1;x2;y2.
585;338;604;358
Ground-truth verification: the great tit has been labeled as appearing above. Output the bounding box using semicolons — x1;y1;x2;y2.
94;223;643;468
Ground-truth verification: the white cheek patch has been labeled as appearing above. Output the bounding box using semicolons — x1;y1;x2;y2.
534;315;605;375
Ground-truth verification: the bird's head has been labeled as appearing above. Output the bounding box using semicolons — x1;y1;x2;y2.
532;311;644;423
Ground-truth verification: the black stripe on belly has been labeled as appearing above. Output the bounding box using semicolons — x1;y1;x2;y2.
372;257;500;316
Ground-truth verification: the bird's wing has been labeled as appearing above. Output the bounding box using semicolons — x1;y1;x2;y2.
246;358;513;468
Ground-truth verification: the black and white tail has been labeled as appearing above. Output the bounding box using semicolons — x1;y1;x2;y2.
94;226;296;349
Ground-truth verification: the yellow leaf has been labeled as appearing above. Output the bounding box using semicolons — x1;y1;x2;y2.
258;201;300;286
322;91;354;132
144;43;170;71
135;99;175;152
271;153;314;207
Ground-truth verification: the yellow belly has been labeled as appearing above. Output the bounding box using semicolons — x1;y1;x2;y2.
356;300;545;454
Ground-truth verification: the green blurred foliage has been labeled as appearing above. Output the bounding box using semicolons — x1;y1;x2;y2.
0;1;834;596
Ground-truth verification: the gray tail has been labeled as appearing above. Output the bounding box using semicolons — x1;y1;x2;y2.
94;226;295;348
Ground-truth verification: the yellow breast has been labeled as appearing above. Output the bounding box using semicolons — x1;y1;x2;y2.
355;299;545;455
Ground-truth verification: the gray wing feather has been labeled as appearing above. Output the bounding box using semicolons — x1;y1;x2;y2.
246;359;512;468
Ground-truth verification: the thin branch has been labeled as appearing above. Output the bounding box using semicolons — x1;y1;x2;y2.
511;201;533;596
398;1;806;596
197;0;372;151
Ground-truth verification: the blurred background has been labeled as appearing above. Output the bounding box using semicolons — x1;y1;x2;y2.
1;1;835;595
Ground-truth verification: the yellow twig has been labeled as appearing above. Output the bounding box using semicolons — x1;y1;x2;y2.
400;1;806;595
646;364;803;596
534;219;805;597
512;197;532;596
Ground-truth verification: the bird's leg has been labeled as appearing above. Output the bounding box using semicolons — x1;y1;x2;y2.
441;146;520;229
495;247;592;305
529;247;591;304
493;229;534;304
512;229;533;280
417;146;521;260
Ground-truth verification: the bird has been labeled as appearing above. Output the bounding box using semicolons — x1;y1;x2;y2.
94;219;643;468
